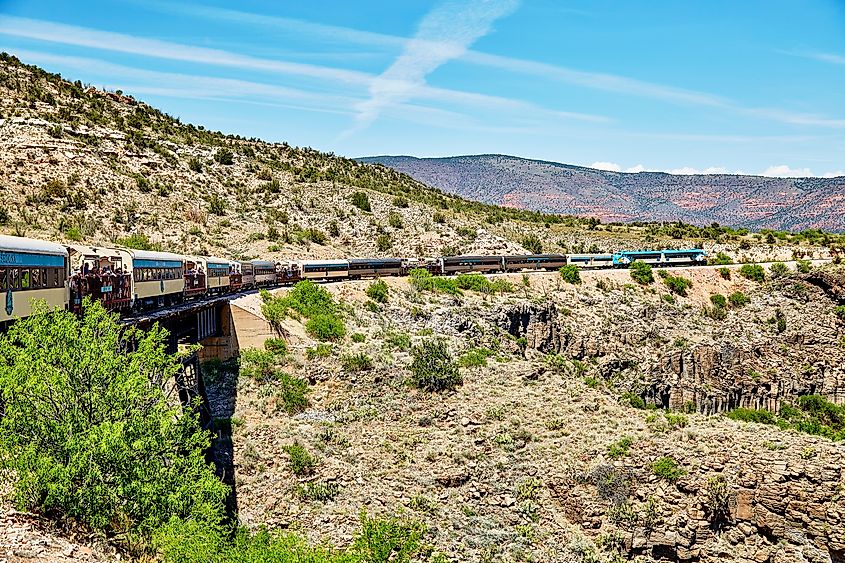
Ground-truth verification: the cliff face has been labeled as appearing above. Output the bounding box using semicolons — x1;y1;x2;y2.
360;154;845;233
212;263;845;562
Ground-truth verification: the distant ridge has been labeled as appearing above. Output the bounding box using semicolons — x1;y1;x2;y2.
358;154;845;232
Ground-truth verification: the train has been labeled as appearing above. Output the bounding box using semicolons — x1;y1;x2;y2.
0;233;706;324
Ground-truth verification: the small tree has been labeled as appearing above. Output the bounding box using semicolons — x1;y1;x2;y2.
376;234;392;252
739;264;765;282
663;274;693;296
769;262;789;278
629;261;653;285
208;194;226;216
366;279;389;303
521;233;543;254
409;340;462;392
0;301;228;541
306;314;346;341
559;265;581;284
351;191;371;211
214;148;234;165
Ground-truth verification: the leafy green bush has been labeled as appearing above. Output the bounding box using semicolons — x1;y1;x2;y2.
385;331;411;351
663;274;693;296
0;301;229;542
117;232;162;251
275;373;310;414
725;408;776;425
376;233;392;252
366;279;389;303
264;337;288;356
409;340;462;392
297;481;340;502
665;413;688;429
520;233;543;254
629;261;653;285
559;265;581;284
652;456;685;482
408;268;460;296
769;262;789;278
388;212;403;229
607;436;633;459
718;267;731;280
187;156;202;172
351;191;371;211
620;392;645;409
208;194;226;215
709;252;732;265
458;347;494;368
306;343;333;359
342;352;373;372
155;513;424;563
284;280;337;317
214;147;234;165
796;259;812;274
239;348;278;381
351;332;366;343
834;305;845;321
710;294;727;308
282;442;317;476
728;291;749;307
739;264;765;282
306;313;347;341
64;225;83;241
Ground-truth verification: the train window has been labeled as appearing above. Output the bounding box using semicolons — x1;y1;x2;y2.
32;269;41;289
0;269;6;291
20;269;30;289
9;268;19;290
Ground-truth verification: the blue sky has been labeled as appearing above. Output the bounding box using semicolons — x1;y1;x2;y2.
1;0;844;177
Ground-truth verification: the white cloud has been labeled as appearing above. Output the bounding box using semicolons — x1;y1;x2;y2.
348;0;520;134
822;170;844;178
760;165;813;177
624;164;646;173
589;161;621;172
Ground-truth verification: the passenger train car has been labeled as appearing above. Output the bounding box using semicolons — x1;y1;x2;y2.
0;232;706;325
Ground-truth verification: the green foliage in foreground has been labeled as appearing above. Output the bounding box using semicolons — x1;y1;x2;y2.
652;456;685;482
155;512;426;563
454;273;512;294
366;279;389;303
409;339;462;392
726;395;845;440
629;261;654;285
261;282;347;341
739;264;765;282
0;301;229;544
558;265;581;285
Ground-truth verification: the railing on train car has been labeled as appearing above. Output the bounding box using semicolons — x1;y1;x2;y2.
276;267;301;285
184;272;207;295
230;272;243;290
69;272;132;313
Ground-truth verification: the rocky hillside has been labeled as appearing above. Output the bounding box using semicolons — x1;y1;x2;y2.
359;155;845;233
206;261;845;562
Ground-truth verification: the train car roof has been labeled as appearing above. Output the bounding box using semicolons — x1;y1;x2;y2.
505;254;567;260
616;249;704;254
67;244;129;258
250;259;275;267
349;257;402;263
201;255;231;266
300;259;350;265
442;255;502;261
0;234;68;257
128;249;186;262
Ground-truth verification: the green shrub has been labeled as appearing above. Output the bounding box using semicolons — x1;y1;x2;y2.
351;332;366;343
629;261;654;285
214;147;234;165
306;343;333;359
710;252;732;265
796;259;812;274
725;408;776;425
718;267;731;280
728;291;749;307
388;212;403;229
239;348;278;381
275;372;309;414
393;196;409;208
264;337;288;356
408;268;460;296
306;314;346;341
458;347;494;368
208;194;226;215
834;306;845;321
432;211;446;224
520;233;543;254
342;352;373;372
559;265;581;284
282;442;317;476
116;232;162;251
376;234;392;252
710;294;727;308
663;274;693;296
351;191;371;211
652;456;685;482
0;301;229;541
620;392;645;409
665;413;688;429
409;340;462;392
607;436;633;459
366;279;389;303
187;156;202;172
385;331;411;351
297;481;340;502
769;262;789;278
739;264;765;282
0;206;9;226
64;225;83;241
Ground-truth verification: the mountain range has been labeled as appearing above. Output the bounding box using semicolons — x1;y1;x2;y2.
359;154;845;232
